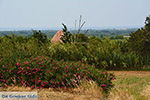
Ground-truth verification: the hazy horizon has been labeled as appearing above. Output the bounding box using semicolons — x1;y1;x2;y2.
0;0;150;30
0;26;141;31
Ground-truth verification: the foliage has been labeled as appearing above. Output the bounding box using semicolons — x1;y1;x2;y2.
1;16;150;70
86;38;144;70
60;24;89;43
0;35;50;67
0;34;147;70
31;30;48;43
61;24;72;43
0;56;115;93
72;33;89;43
128;16;150;57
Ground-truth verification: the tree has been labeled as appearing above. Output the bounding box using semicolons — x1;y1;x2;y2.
61;23;89;44
128;16;150;57
31;30;47;43
61;24;72;43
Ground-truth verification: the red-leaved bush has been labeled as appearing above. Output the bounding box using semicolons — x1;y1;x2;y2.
0;56;115;92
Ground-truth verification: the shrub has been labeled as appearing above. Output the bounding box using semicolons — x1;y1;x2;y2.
0;36;50;66
0;56;115;93
0;33;148;70
48;43;87;61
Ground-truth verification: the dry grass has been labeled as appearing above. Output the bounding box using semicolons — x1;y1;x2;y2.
111;71;150;100
72;80;103;100
108;88;134;100
0;86;32;91
0;81;103;100
141;84;150;100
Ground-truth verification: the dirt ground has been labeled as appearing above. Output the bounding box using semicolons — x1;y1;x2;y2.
109;71;150;76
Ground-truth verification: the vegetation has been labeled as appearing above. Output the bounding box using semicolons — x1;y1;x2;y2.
111;71;150;100
1;71;150;100
31;30;48;43
128;16;150;57
0;34;146;70
0;16;150;97
61;24;72;43
0;56;114;93
0;16;150;70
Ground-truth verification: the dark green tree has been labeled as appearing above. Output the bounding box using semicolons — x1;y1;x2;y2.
61;24;72;43
31;30;47;43
60;23;89;44
128;16;150;57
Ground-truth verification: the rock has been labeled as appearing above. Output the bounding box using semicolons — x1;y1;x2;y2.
51;30;64;43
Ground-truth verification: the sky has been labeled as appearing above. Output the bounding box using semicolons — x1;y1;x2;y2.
0;0;150;30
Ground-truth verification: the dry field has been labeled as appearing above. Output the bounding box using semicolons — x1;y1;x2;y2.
0;71;150;100
109;71;150;100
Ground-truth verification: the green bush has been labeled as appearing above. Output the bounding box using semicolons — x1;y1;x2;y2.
0;35;50;66
48;43;87;61
0;34;148;70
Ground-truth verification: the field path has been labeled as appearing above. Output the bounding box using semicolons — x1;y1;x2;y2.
109;71;150;76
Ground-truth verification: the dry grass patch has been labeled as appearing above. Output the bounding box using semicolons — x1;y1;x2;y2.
111;71;150;100
108;88;134;100
38;80;103;100
0;86;33;91
0;80;103;100
73;80;103;99
141;84;150;100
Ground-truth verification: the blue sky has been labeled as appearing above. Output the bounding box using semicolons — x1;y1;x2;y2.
0;0;150;30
